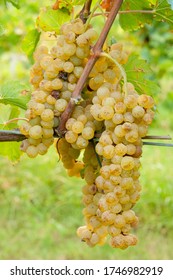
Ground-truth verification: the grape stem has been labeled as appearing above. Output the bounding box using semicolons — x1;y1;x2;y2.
91;140;102;167
57;0;124;136
3;117;29;126
79;0;93;23
100;52;128;95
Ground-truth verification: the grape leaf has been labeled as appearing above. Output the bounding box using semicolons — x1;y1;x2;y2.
0;81;30;110
4;0;20;9
0;104;20;130
124;55;160;96
119;0;173;31
167;0;173;9
21;29;41;60
56;0;85;12
36;7;70;33
119;0;153;31
0;141;22;162
155;0;173;26
0;24;5;36
0;104;22;162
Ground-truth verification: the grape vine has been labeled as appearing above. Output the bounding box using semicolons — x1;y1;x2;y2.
0;0;173;249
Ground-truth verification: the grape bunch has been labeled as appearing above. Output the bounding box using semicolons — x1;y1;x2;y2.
20;18;98;157
20;17;155;249
77;83;155;249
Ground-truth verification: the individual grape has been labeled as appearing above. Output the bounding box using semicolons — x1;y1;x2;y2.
132;105;145;119
121;156;135;171
55;99;68;112
100;106;114;120
37;143;48;155
42;128;54;138
82;127;95;140
76;135;89;149
29;125;42;139
65;131;78;144
41;109;54;122
26;145;38;158
72;121;84;134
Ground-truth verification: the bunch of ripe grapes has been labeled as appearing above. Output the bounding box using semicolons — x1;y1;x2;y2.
20;18;155;249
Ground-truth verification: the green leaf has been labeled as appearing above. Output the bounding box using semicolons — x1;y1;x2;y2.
0;104;22;162
124;55;160;96
119;0;153;31
0;81;30;110
155;0;173;26
36;7;70;33
0;141;22;162
58;0;85;12
167;0;173;9
21;29;41;60
0;24;5;36
5;0;20;9
119;0;173;31
0;104;20;130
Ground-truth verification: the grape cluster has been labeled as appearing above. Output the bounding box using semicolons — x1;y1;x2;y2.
77;83;154;249
20;18;98;157
21;17;155;249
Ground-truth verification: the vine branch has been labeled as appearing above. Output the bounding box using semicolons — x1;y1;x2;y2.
79;0;93;23
0;130;171;144
57;0;124;136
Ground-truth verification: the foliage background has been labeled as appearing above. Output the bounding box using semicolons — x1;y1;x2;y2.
0;0;173;259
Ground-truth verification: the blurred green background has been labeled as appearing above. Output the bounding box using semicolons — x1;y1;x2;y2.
0;1;173;260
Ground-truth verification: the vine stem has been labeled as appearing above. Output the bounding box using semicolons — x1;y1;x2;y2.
3;117;29;126
57;0;124;136
79;0;93;23
0;129;171;144
143;142;173;147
